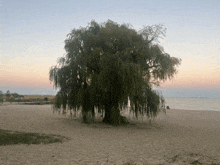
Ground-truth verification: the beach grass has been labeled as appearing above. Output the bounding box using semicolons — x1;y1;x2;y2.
123;163;136;165
0;129;67;146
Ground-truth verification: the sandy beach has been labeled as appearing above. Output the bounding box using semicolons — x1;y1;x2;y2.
0;104;220;165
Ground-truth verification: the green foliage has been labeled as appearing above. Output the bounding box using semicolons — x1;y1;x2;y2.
54;91;62;109
0;90;3;103
49;20;181;125
0;90;3;96
0;129;67;145
5;90;10;99
12;93;19;98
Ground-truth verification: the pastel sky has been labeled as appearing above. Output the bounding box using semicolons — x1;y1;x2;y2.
1;0;220;97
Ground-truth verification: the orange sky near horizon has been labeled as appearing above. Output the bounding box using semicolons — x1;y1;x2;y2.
1;0;220;96
0;64;52;87
1;57;220;90
160;59;220;89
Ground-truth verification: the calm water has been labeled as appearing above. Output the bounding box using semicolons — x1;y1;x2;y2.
164;97;220;111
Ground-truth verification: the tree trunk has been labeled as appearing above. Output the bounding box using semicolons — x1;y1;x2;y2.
82;93;88;123
62;94;67;115
82;81;89;123
82;110;87;123
103;103;121;126
91;106;95;122
103;104;112;124
110;106;121;125
70;110;73;119
135;101;138;119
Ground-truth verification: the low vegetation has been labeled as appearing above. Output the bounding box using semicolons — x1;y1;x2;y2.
22;95;55;100
0;129;68;146
0;91;55;103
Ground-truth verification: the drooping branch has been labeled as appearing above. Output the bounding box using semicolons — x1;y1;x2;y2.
49;20;181;125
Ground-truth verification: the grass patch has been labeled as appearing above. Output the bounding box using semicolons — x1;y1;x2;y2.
123;163;136;165
0;129;68;146
172;154;178;162
190;160;202;164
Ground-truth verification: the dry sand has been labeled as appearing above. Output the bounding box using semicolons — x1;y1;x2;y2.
0;105;220;165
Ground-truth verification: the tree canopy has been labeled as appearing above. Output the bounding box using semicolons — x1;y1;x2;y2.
49;20;181;125
12;93;19;98
5;90;10;99
0;90;3;103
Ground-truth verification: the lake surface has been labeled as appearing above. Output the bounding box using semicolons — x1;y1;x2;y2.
164;97;220;111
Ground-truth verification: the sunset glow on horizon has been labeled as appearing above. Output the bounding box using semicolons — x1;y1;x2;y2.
1;0;220;97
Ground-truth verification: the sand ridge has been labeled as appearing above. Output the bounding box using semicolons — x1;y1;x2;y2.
0;105;220;164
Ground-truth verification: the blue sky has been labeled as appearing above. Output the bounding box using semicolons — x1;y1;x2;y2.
1;0;220;97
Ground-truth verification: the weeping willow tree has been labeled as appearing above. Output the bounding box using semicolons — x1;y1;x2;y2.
49;20;181;125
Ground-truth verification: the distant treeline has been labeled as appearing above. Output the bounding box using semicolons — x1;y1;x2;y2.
0;90;55;103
